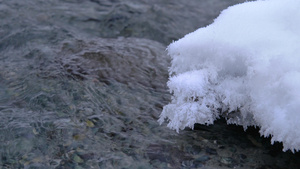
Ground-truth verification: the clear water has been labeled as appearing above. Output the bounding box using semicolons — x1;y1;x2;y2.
0;0;299;168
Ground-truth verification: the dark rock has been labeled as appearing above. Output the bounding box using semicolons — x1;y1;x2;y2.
185;145;202;155
239;154;247;160
194;155;210;163
205;148;218;155
181;160;193;168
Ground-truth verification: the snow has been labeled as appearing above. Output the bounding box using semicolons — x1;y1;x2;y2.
159;0;300;152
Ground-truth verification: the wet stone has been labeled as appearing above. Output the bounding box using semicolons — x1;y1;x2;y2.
220;157;233;165
218;145;225;149
181;160;193;168
185;145;202;155
194;155;210;163
205;147;218;155
229;146;237;153
220;157;238;168
73;155;84;163
146;144;172;163
50;159;61;167
239;154;247;160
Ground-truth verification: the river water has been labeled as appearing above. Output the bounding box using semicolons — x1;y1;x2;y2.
0;0;299;168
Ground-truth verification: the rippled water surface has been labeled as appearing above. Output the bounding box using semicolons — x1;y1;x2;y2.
1;0;299;168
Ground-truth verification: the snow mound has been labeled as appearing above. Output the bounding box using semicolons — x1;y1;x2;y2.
159;0;300;152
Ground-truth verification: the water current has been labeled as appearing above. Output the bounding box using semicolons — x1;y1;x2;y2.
0;0;299;168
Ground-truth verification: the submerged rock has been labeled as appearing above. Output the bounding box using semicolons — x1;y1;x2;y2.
59;37;170;91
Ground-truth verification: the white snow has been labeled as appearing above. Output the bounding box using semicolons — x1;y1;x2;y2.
159;0;300;152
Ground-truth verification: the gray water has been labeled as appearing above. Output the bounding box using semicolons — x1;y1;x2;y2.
0;0;299;168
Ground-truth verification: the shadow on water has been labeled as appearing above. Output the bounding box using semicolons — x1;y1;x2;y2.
193;119;300;168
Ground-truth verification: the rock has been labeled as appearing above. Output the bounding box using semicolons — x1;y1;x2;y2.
205;148;218;155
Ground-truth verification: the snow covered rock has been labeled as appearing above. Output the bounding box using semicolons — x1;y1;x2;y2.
159;0;300;152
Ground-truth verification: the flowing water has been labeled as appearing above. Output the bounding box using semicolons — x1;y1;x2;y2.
0;0;299;168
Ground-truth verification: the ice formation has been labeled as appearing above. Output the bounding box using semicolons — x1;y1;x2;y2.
159;0;300;152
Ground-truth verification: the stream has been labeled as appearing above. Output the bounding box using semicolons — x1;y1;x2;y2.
0;0;299;168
